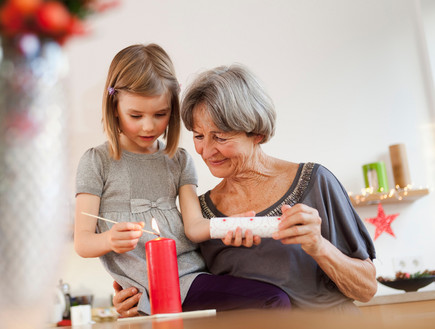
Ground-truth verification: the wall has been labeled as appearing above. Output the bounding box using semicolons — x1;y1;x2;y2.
60;0;435;307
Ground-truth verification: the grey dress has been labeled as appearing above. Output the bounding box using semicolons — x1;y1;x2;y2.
199;162;376;310
76;141;206;315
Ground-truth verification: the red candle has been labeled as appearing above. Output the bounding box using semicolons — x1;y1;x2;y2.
145;237;182;314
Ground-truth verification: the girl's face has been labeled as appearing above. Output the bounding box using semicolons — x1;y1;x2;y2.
117;91;171;154
192;104;262;179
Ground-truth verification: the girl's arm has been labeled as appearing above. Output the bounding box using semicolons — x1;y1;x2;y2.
74;193;144;258
179;184;260;246
178;185;211;243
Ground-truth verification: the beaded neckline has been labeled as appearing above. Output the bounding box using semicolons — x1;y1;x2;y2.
199;162;315;218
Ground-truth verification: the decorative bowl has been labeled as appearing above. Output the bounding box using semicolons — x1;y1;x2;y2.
377;275;435;292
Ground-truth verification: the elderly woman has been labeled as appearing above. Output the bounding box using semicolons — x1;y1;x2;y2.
113;64;377;314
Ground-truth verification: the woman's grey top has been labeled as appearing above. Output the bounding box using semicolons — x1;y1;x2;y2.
199;162;375;310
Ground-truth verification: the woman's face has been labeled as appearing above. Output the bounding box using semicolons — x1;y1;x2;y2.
116;91;171;154
192;105;261;178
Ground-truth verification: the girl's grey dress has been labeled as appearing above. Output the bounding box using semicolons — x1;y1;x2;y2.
76;141;206;315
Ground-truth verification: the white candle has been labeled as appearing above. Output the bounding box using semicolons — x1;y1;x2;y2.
210;217;281;238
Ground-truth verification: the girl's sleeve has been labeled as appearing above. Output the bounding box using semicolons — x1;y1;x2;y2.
177;148;198;187
75;148;106;197
303;165;376;261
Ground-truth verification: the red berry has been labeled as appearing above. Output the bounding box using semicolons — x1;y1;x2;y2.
67;15;87;36
0;2;24;34
10;0;42;15
36;1;71;34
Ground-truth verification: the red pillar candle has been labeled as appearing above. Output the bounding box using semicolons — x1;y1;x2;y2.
145;237;182;314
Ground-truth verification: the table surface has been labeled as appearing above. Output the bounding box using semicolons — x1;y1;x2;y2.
58;307;435;329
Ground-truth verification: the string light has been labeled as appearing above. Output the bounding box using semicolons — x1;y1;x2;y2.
348;185;430;206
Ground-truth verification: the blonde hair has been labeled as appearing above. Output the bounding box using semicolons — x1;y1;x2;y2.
181;64;276;143
102;44;180;159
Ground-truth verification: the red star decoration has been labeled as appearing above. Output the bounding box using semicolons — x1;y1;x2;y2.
365;203;399;240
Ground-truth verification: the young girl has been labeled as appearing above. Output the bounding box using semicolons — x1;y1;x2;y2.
74;44;290;316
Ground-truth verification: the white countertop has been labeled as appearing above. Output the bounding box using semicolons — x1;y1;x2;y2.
355;289;435;306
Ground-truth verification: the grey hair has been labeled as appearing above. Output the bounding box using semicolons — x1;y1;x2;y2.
181;64;276;143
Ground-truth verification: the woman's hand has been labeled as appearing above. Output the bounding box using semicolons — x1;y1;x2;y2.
113;281;142;318
272;204;325;256
221;210;261;247
221;227;261;247
107;222;144;254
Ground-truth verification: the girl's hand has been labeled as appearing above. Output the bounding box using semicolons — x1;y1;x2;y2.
113;281;142;318
272;204;325;256
221;210;261;247
107;222;144;254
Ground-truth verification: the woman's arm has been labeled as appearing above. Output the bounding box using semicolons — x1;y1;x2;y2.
273;204;377;302
74;193;144;258
311;239;376;302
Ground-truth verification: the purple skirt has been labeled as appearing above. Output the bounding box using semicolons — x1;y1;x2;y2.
182;274;291;312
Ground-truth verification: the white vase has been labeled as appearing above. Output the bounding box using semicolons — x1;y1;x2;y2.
0;35;70;329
